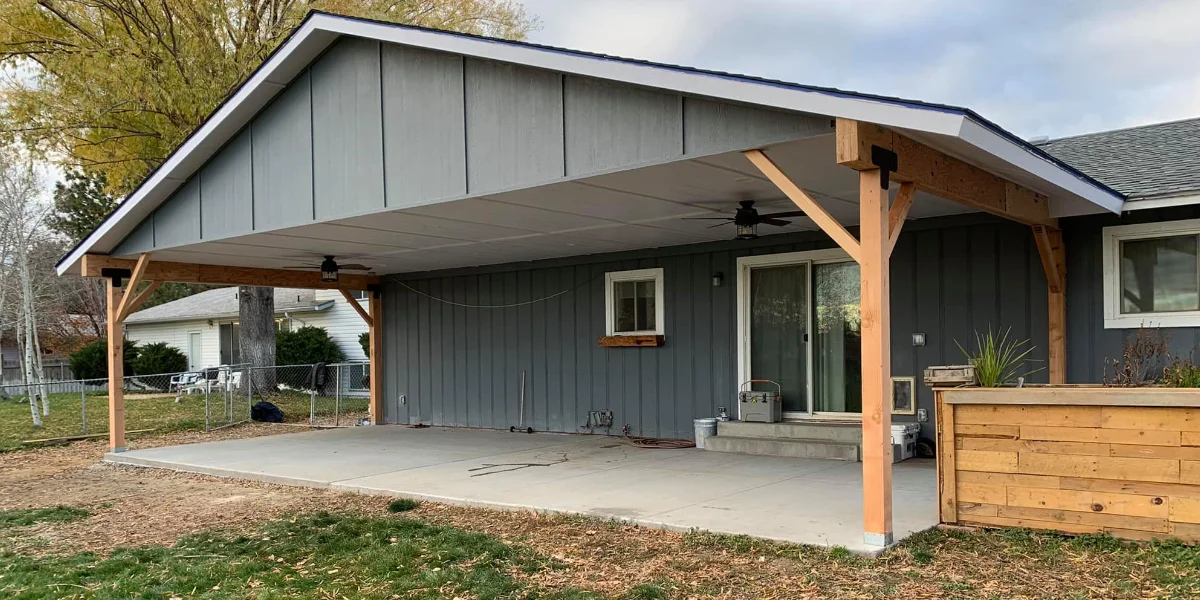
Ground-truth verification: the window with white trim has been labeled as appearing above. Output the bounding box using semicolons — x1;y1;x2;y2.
1103;218;1200;328
604;268;665;335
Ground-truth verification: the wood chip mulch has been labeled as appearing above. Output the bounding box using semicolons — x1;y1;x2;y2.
0;424;1184;599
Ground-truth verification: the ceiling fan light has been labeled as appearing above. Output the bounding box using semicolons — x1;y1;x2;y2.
735;223;757;240
320;255;339;283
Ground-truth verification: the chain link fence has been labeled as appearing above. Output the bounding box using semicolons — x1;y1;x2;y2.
246;362;371;428
0;362;369;449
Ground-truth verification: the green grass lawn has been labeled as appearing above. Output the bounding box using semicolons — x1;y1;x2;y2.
0;512;620;600
3;507;1200;599
0;389;368;451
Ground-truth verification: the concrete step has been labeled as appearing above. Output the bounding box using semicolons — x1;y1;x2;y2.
704;435;860;461
717;420;862;444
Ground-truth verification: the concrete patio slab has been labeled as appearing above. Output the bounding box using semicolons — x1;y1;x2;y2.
106;426;938;554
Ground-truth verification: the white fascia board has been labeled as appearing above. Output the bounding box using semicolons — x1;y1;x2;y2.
957;119;1125;215
1122;193;1200;211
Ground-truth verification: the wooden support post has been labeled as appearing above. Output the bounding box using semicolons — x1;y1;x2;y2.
119;281;163;322
368;289;384;424
114;254;151;320
743;149;862;263
106;277;126;452
887;182;916;256
340;290;373;327
1033;225;1067;384
860;168;894;547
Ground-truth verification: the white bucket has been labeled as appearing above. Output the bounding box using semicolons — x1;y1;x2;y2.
891;422;920;462
694;418;718;449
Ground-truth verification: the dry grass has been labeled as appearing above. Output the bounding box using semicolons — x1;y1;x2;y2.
2;426;1199;599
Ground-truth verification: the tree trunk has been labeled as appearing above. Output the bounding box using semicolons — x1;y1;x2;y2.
239;286;276;393
19;302;39;428
19;249;47;416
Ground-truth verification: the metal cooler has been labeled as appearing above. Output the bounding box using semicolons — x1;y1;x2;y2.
738;379;782;423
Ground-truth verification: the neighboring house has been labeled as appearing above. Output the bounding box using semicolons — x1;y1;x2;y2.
124;287;369;371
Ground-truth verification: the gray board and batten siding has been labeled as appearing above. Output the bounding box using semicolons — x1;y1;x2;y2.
379;213;1055;440
113;36;831;256
1063;205;1200;382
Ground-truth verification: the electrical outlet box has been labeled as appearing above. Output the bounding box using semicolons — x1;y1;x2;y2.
917;408;928;422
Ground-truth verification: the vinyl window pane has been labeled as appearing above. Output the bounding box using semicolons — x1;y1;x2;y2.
1120;235;1200;314
636;280;656;331
612;278;658;333
614;281;637;332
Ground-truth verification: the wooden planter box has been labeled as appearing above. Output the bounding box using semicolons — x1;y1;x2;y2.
935;386;1200;543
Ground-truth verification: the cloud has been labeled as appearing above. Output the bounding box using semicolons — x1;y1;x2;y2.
519;0;1200;139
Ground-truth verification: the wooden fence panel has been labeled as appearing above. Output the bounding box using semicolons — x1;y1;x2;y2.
937;387;1200;543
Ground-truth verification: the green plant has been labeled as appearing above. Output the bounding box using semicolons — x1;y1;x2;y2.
387;498;420;513
68;338;138;380
1162;357;1200;388
359;331;370;358
131;342;188;375
1105;327;1171;387
275;326;346;366
956;327;1042;387
0;506;88;529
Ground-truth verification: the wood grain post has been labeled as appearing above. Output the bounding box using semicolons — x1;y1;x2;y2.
935;390;957;523
1033;226;1067;384
368;289;384;424
106;278;126;452
860;168;894;547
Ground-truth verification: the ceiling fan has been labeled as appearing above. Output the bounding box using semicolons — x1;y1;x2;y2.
683;200;806;240
282;255;373;282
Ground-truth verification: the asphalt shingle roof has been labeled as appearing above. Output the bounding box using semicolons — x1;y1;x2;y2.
124;287;324;324
1039;117;1200;199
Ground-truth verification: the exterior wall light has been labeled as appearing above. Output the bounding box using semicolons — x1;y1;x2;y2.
712;272;724;287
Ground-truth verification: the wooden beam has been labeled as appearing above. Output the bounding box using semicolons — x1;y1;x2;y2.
1033;225;1067;384
836;119;1054;227
339;290;373;327
744;150;862;263
887;182;916;256
1032;225;1063;293
936;391;958;524
80;255;380;290
106;278;126;452
859;168;894;546
118;281;163;323
114;253;151;321
368;290;384;423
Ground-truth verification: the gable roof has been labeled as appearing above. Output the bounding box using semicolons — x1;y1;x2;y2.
124;287;330;325
56;11;1125;276
1039;117;1200;200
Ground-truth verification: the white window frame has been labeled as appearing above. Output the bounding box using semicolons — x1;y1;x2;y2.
604;268;665;336
1102;218;1200;328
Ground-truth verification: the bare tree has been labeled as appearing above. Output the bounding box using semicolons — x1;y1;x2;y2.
0;151;51;425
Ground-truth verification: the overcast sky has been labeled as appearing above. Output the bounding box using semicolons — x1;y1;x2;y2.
520;0;1200;140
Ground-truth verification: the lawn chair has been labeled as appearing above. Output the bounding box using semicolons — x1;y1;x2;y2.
171;372;203;394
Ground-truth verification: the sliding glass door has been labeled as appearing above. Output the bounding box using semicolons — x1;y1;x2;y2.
812;261;862;414
748;263;809;414
738;250;861;418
